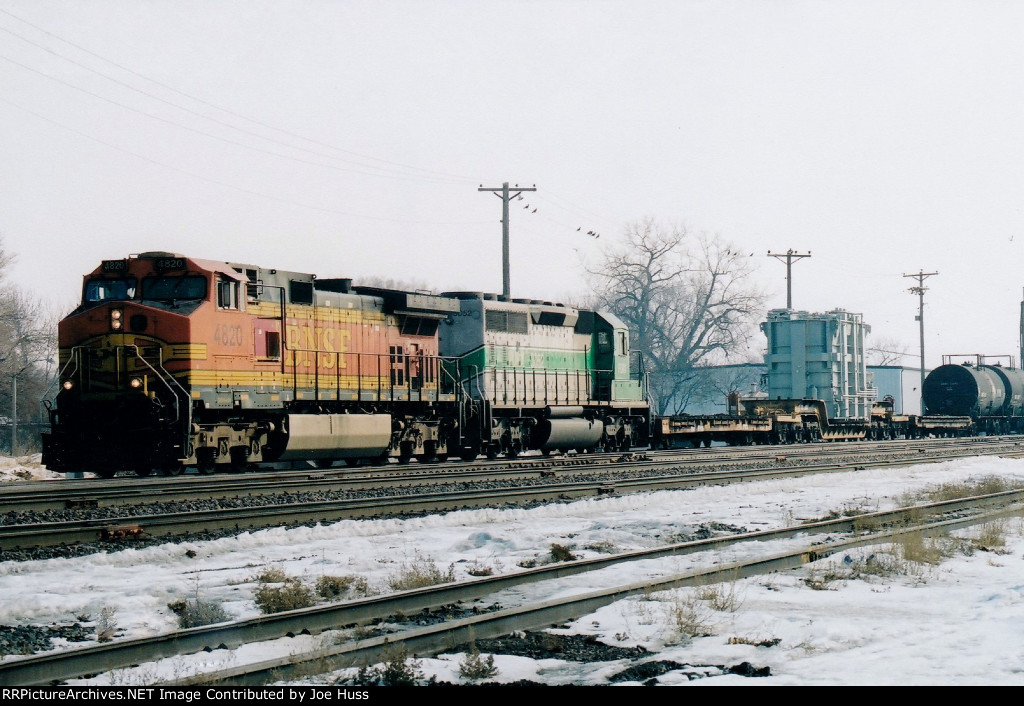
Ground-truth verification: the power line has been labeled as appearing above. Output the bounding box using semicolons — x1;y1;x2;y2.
0;8;481;184
0;95;489;225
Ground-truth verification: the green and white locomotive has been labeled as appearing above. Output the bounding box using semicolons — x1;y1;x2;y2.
439;293;650;459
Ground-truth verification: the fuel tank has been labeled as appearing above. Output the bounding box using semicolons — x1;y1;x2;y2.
273;413;392;461
532;417;604;451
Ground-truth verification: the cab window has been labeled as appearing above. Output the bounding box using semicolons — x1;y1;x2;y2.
217;276;240;309
141;275;207;302
84;278;136;302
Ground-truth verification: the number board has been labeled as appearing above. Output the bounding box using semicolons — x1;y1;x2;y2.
101;260;128;272
154;257;186;271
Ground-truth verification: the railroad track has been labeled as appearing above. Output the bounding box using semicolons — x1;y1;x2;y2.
3;436;1019;516
3;488;1021;686
4;439;1023;553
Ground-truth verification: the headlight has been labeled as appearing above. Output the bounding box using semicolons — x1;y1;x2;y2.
130;377;143;389
111;309;123;330
62;380;74;390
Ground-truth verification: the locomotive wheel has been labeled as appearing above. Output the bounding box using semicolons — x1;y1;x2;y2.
134;465;152;478
485;447;499;460
96;468;117;479
228;447;250;473
436;453;448;462
398;441;414;464
163;464;184;477
196;450;216;475
417;440;440;463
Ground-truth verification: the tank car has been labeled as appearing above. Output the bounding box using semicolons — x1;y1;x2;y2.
922;356;1024;433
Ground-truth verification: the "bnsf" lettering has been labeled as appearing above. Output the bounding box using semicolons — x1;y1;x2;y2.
285;325;351;368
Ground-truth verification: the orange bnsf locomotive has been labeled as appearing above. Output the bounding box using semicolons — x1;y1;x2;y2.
42;252;649;477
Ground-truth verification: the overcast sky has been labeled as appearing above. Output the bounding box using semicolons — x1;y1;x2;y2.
2;1;1023;368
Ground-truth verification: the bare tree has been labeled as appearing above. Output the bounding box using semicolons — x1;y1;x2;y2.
589;219;766;415
867;337;909;366
0;239;59;454
356;275;434;292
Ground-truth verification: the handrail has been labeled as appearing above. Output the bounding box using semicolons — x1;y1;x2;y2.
39;347;83;409
458;364;619;407
125;345;187;424
280;348;456;402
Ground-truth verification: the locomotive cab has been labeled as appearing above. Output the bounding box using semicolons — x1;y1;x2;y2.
44;253;241;476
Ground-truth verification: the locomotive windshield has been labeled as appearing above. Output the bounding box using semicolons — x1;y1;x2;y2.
141;275;208;302
84;278;136;302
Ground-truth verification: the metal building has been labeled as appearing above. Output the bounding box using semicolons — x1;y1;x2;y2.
762;308;877;420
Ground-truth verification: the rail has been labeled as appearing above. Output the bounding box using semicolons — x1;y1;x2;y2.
5;489;1021;685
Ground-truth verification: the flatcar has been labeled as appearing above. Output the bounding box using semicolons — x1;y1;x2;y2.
652;394;973;448
41;252;650;477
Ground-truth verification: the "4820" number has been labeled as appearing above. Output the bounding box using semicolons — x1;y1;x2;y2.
214;324;243;347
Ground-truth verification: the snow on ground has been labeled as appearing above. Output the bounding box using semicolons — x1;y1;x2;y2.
2;455;1024;685
0;453;62;482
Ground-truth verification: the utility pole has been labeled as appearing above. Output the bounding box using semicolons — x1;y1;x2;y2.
903;270;938;414
10;374;15;457
766;249;811;309
478;182;536;299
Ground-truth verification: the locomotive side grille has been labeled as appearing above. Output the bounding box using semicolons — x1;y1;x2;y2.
485;309;528;334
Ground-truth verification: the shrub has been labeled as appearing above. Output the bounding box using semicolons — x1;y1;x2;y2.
169;598;229;628
465;560;494;577
729;635;781;648
353;650;425;686
670;592;714;641
255;567;289;584
803;565;844;590
549;543;577;562
96;606;118;642
459;648;499;681
695;580;742;613
254;578;315;614
386;555;455;591
896;531;944;565
973;521;1009;554
316;575;355;599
